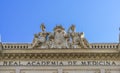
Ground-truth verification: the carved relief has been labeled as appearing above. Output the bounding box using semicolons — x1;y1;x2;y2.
32;24;90;49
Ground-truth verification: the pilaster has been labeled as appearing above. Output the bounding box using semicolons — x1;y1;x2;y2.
58;68;63;73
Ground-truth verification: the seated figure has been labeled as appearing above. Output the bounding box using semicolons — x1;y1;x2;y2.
32;34;40;48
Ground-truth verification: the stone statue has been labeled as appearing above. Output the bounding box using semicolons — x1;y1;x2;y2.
32;34;40;48
78;32;90;48
32;24;89;49
71;33;80;48
68;25;78;48
40;23;46;32
32;30;49;48
68;24;75;33
47;33;55;48
71;25;75;32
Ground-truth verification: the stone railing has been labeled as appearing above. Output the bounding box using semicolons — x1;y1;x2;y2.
0;43;119;49
90;43;119;49
2;43;32;49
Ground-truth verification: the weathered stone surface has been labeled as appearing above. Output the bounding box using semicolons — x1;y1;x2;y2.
0;24;120;73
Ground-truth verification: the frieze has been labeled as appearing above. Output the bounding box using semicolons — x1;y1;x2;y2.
0;60;120;66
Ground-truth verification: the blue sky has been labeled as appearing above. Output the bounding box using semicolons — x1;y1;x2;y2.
0;0;120;43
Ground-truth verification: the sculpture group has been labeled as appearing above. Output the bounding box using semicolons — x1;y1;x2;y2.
32;24;90;49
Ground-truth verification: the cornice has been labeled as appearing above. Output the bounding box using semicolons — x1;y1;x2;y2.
1;48;119;54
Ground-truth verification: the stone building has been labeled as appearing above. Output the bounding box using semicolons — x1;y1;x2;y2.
0;24;120;73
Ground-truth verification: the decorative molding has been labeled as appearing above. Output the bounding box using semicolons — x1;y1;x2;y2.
0;53;119;60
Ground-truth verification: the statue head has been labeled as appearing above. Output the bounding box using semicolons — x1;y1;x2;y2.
40;23;46;32
68;24;76;33
71;24;75;32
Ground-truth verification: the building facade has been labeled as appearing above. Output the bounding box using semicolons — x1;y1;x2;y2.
0;24;120;73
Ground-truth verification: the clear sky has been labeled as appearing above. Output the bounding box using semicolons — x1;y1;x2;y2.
0;0;120;43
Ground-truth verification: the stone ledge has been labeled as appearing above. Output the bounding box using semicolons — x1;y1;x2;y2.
1;49;119;54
